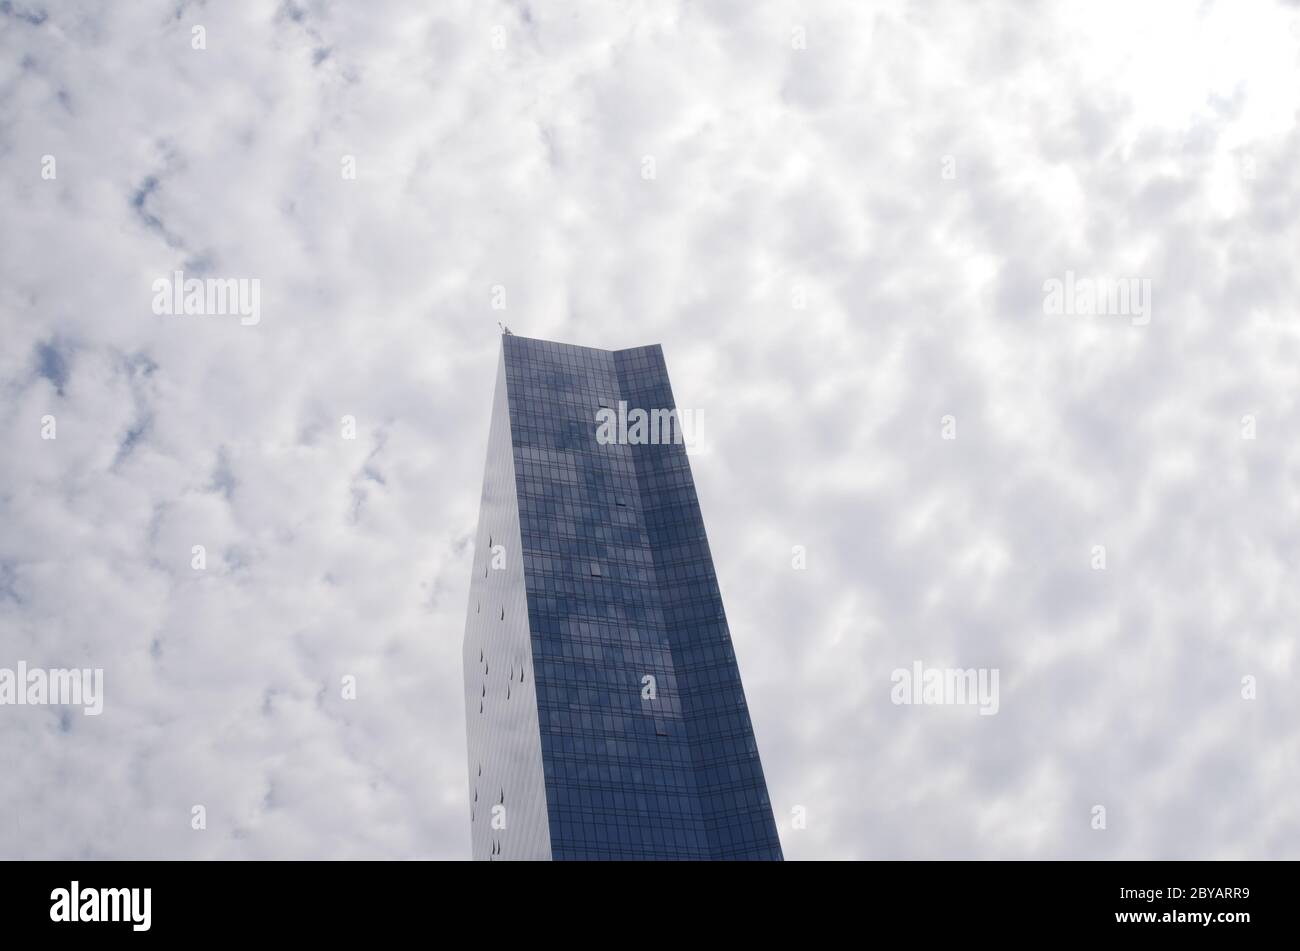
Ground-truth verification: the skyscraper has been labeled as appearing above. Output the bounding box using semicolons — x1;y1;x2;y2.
463;335;782;860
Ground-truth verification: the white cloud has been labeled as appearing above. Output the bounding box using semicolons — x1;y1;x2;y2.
1;0;1298;859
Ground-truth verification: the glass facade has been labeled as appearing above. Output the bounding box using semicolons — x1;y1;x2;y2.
464;335;782;860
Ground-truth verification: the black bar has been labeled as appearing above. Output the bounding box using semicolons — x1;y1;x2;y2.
0;860;1285;939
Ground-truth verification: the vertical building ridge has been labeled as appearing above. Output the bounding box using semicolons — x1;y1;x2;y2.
462;347;552;861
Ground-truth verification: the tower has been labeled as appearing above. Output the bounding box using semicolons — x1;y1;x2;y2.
464;335;782;860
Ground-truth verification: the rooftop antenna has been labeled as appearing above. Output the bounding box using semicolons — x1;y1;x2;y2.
497;321;513;335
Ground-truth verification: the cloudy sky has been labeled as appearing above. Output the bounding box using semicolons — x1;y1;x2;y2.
2;0;1299;860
